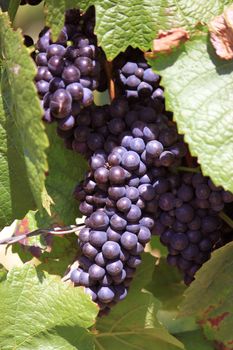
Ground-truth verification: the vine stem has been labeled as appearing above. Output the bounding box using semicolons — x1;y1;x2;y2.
219;211;233;229
0;223;85;245
104;61;115;100
176;166;201;173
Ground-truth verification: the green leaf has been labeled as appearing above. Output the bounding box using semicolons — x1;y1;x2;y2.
175;330;214;350
150;34;233;192
0;12;49;228
8;0;21;21
150;235;168;257
95;0;231;60
147;258;186;311
40;124;87;226
179;242;233;347
95;253;184;350
0;264;98;349
95;292;184;350
0;263;7;282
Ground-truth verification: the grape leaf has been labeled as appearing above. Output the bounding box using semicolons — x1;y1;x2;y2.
146;258;186;311
175;330;214;350
0;264;98;349
8;0;21;21
95;0;231;60
179;242;233;348
95;253;184;350
149;34;233;192
0;12;50;228
35;124;87;227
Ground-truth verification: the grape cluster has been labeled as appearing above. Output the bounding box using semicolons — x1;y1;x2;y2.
32;6;233;313
20;0;43;5
155;172;233;284
34;7;107;148
70;96;189;314
113;47;164;111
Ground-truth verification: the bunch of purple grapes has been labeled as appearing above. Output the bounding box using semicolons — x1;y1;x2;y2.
69;95;190;315
113;47;164;111
34;7;107;150
31;7;233;314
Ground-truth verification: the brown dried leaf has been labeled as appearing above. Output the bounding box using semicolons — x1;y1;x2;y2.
146;28;189;57
209;5;233;60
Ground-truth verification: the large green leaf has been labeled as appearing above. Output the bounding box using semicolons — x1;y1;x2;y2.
0;264;98;349
95;0;231;59
150;34;233;192
147;259;186;311
95;253;184;350
44;0;230;59
0;12;49;228
175;330;214;350
179;242;233;347
36;124;87;227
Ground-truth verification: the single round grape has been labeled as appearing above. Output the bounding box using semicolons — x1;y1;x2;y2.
195;184;211;200
75;56;93;75
143;124;159;141
116;197;131;213
139;217;155;229
177;184;194;202
126;75;141;88
108;186;126;200
100;274;113;286
48;55;64;75
127;255;142;268
146;140;163;158
160;229;172;245
110;97;129;118
94;167;109;184
108;152;122;166
110;214;127;231
159;193;176;211
82;88;94;107
109;166;126;185
138;184;156;201
120;232;138;250
122;151;140;170
106;260;123;276
58;115;75;131
85;287;97;301
47;44;66;58
108;118;126;135
89;231;107;247
159;151;175;166
138;226;151;244
70;269;81;284
102;241;121;259
126;205;142;222
88;264;105;280
79;201;94;216
114;285;128;301
170;233;189;251
182;244;199;260
66;82;83;100
89;211;109;230
137;82;153;97
201;216;220;233
90;154;105;170
82;243;99;259
188;216;201;230
36;52;47;66
95;252;107;267
79;271;93;287
199;238;212;252
178;257;192;271
175;204;194;223
36;80;49;97
122;62;138;75
143;68;160;85
97;286;115;303
87;133;104;151
50;89;72;118
125;187;139;202
107;227;121;242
